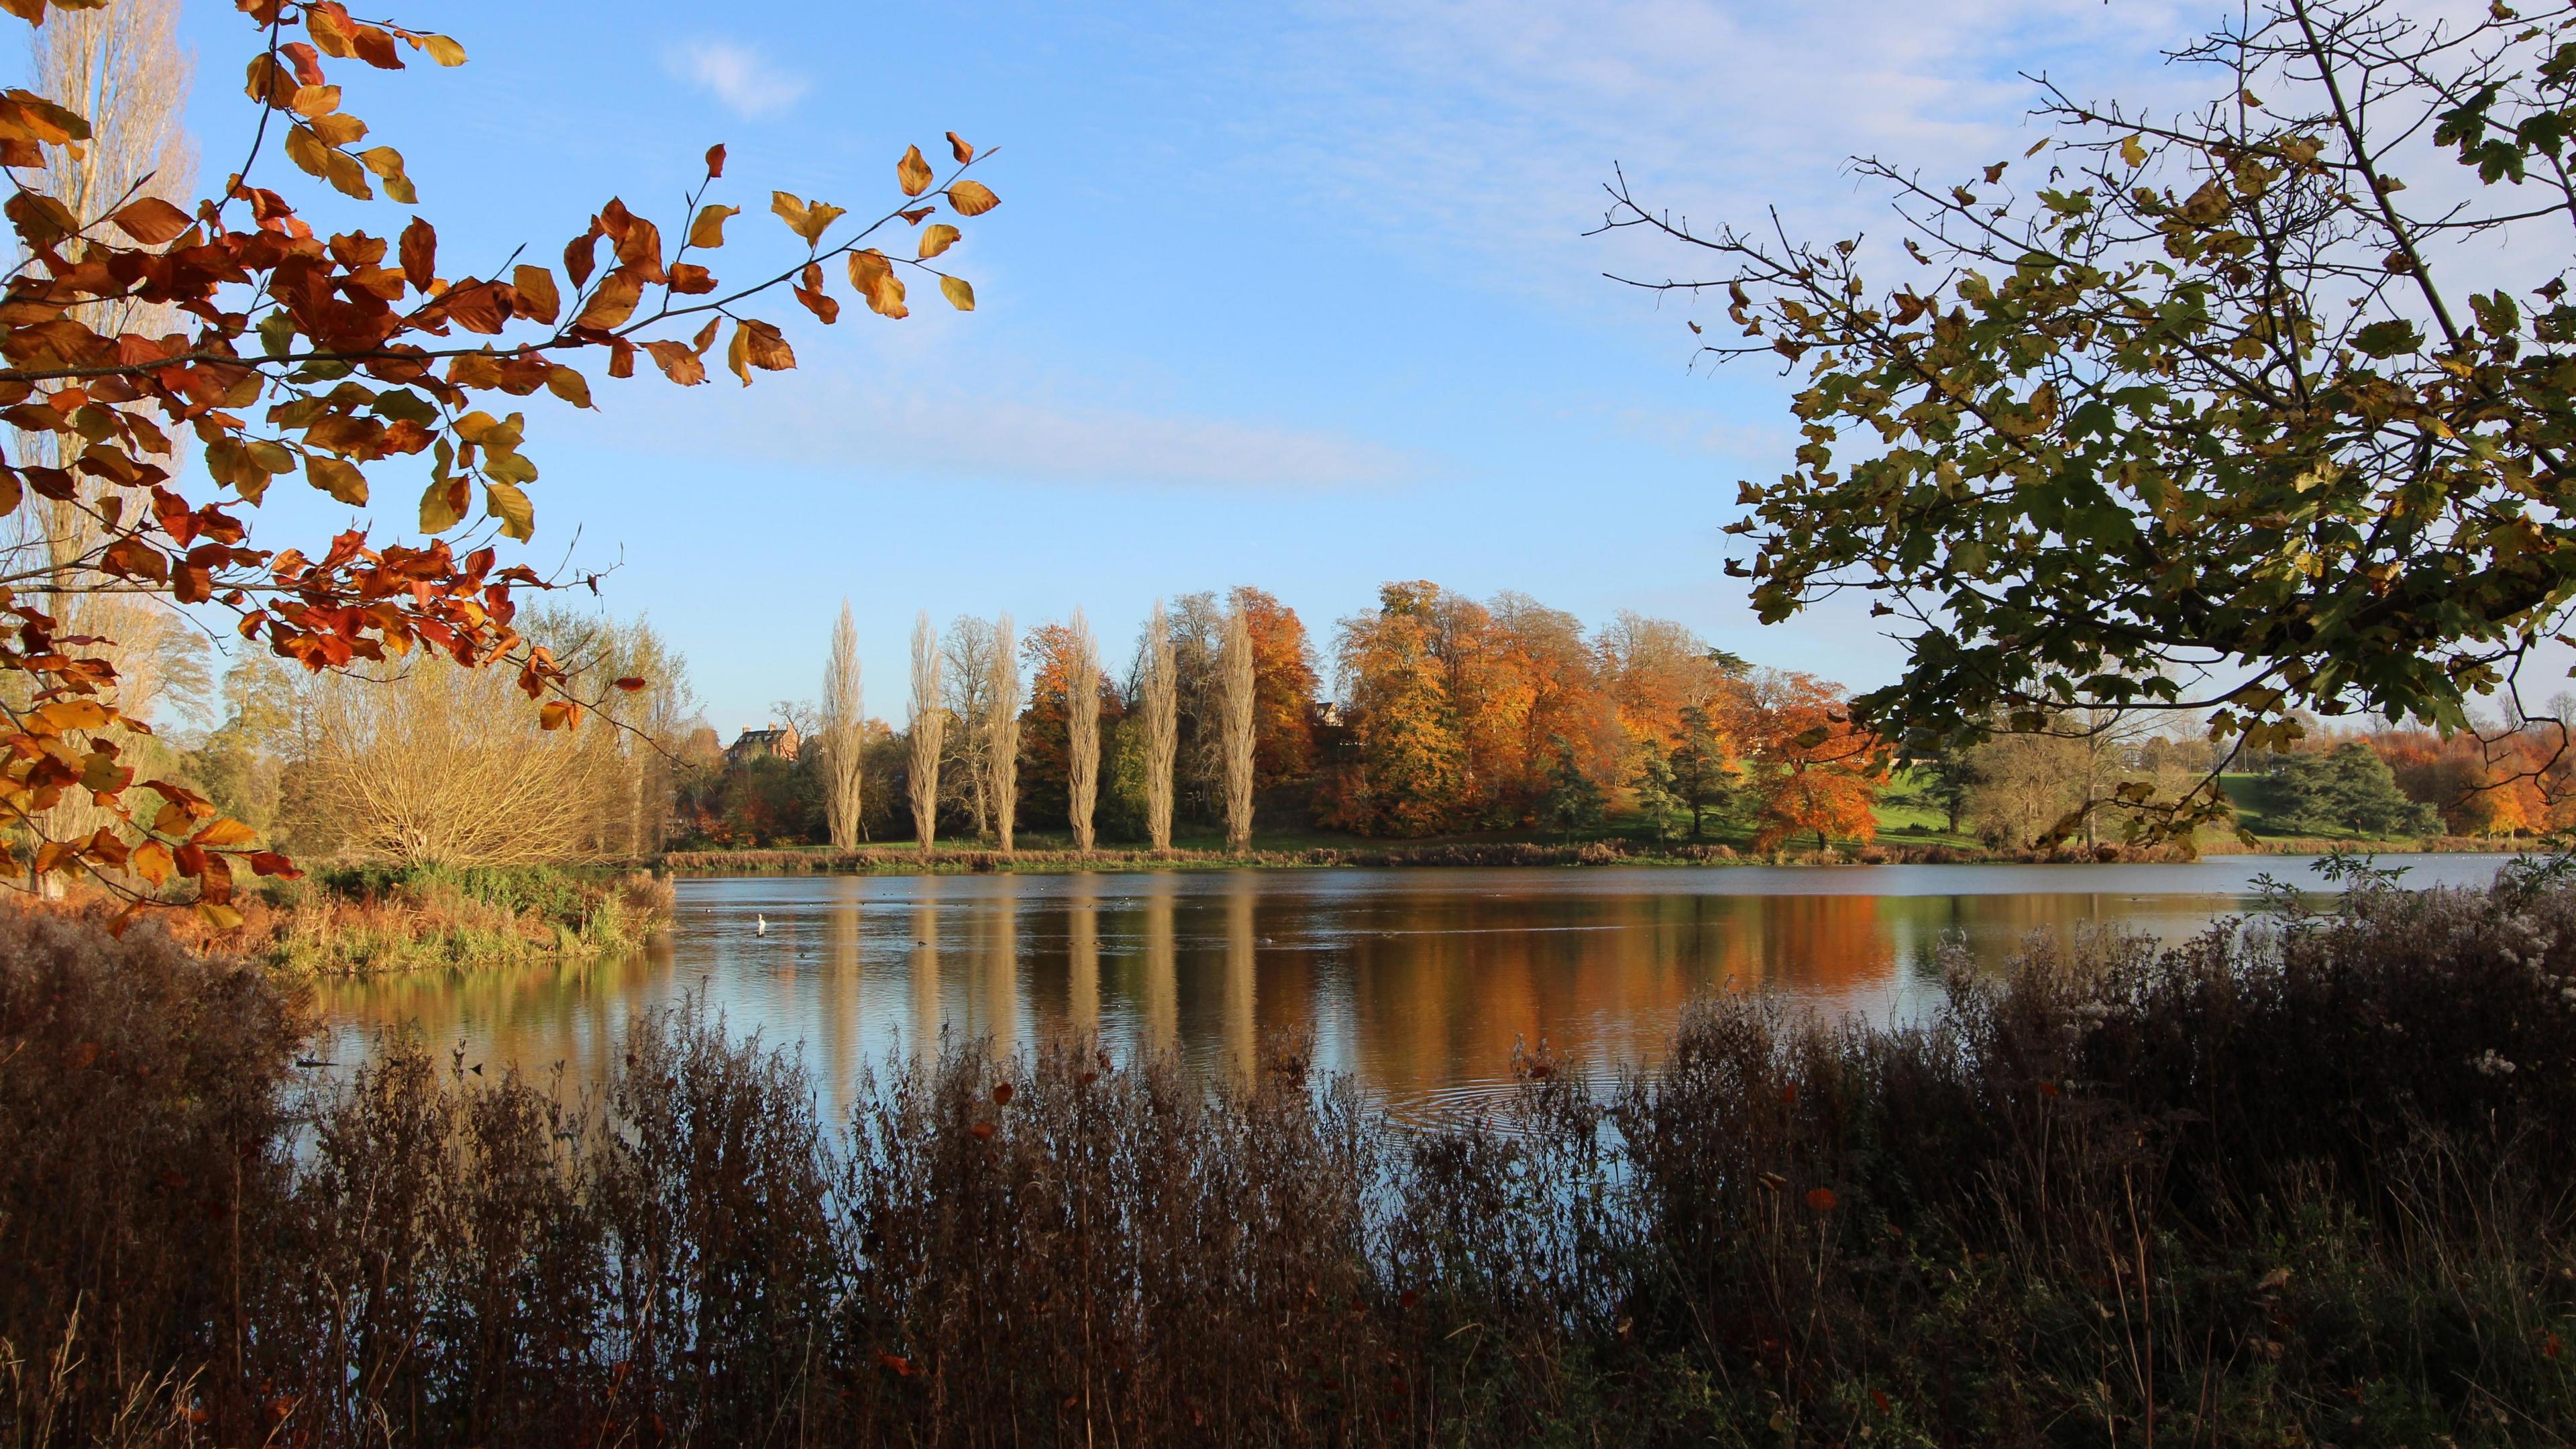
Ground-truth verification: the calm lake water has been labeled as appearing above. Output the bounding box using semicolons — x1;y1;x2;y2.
310;855;2513;1122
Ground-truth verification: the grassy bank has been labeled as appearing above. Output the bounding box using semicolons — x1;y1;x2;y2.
7;879;2576;1444
200;863;674;975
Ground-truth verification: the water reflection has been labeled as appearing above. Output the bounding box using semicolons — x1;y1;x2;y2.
309;856;2512;1121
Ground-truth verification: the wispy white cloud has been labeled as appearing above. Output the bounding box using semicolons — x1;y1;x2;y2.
578;368;1423;492
665;38;810;119
1232;0;2203;303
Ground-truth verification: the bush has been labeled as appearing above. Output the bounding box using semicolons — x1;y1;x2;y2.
6;883;2576;1444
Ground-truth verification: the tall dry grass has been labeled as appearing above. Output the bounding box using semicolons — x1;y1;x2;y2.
6;880;2576;1444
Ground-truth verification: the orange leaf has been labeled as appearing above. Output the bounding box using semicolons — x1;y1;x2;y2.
704;143;726;178
191;818;260;848
399;216;435;291
1804;1187;1837;1212
614;676;646;692
111;197;191;245
513;264;561;324
917;223;959;260
947;131;974;164
947;179;1000;216
643;341;706;386
897;144;934;197
573;270;643;331
130;839;173;887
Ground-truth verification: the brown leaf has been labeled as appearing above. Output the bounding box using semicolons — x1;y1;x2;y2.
564;223;602;288
398;216;435;291
947;179;1000;216
897;144;934;197
947;131;975;164
614;676;647;692
704;143;726;178
110;197;191;246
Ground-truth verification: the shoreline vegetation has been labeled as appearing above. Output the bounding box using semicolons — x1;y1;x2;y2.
5;879;2572;1444
656;832;2526;876
160;865;676;977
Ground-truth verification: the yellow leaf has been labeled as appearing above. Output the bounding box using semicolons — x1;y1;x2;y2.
191;818;260;848
897;144;934;197
484;481;534;540
310;112;368;147
196;900;244;931
689;203;739;248
947;179;1000;216
539;700;576;731
150;801;191;838
545;365;590;407
941;274;975;311
306;455;368;506
420;33;468;66
2121;133;2147;168
283;125;331;179
34;699;110;733
290;84;341;118
770;191;810;237
794;201;845;246
918;223;960;259
419;476;467;533
847;250;906;317
323;148;372;201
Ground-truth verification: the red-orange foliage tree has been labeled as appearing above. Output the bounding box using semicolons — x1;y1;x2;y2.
1743;670;1886;853
0;0;997;921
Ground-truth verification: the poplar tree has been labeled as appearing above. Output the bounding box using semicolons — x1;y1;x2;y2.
1220;603;1256;851
1066;609;1101;851
985;613;1021;852
820;600;865;849
907;614;943;849
1143;600;1179;852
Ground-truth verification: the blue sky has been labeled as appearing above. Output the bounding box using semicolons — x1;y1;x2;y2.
162;0;2210;734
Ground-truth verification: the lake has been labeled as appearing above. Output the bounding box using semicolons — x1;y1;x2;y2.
309;854;2514;1122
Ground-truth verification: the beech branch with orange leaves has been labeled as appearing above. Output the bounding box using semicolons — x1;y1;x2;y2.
0;0;1000;925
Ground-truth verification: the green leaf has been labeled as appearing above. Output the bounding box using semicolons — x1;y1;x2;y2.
2352;320;2423;359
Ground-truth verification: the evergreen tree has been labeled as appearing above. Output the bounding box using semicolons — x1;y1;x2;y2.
1538;739;1607;841
2269;743;2440;839
1630;740;1679;841
1668;706;1731;839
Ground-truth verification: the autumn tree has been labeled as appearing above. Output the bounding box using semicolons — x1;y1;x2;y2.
1065;608;1100;851
1741;670;1886;853
1329;582;1466;837
1141;599;1177;851
985;612;1020;852
1605;0;2576;840
819;598;863;849
906;613;943;848
1219;602;1254;851
0;0;1000;918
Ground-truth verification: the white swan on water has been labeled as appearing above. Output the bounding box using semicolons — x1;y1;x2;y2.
755;913;767;936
